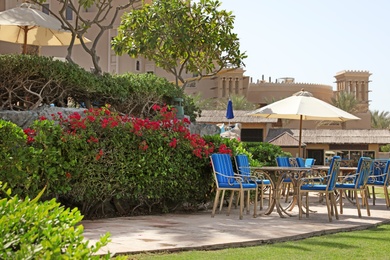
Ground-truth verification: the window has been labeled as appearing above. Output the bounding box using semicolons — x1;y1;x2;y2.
42;4;50;15
241;129;263;142
136;60;140;71
65;6;73;20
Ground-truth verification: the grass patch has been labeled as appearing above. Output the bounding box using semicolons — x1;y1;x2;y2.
129;223;390;260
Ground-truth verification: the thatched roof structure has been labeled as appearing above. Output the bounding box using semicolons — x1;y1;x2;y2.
196;110;277;123
268;131;305;147
266;128;390;144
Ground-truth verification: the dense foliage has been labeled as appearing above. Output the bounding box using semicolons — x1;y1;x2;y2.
0;105;234;218
0;182;111;259
0;54;199;120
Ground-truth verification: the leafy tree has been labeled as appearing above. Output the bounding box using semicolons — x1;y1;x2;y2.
31;0;142;75
370;110;390;129
112;0;247;88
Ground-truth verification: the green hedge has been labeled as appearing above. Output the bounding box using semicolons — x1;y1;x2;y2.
0;54;199;120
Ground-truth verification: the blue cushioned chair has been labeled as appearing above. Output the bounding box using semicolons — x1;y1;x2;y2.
305;158;316;167
276;157;293;204
335;157;373;217
367;159;390;207
235;154;271;210
210;153;258;219
296;157;305;167
298;156;341;222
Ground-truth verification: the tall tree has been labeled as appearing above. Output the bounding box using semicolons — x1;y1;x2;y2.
331;91;358;129
32;0;142;75
370;110;390;129
112;0;247;88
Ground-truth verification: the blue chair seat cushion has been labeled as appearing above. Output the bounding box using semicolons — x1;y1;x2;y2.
335;183;356;189
367;180;385;186
256;179;271;185
300;184;328;191
219;183;257;189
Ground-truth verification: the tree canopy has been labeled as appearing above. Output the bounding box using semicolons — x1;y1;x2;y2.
112;0;247;88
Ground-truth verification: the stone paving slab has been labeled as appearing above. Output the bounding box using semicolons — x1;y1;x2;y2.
82;197;390;256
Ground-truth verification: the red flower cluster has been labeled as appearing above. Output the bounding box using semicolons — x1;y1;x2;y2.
25;104;230;160
23;128;36;144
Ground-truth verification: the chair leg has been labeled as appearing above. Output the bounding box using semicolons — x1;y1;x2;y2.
331;192;339;220
285;183;291;203
364;189;371;216
253;188;258;218
246;190;250;214
325;193;332;222
372;186;376;205
339;190;344;214
385;186;390;208
259;183;264;210
239;189;244;220
298;192;303;220
211;190;221;218
305;192;309;218
227;191;235;216
355;190;362;218
219;190;225;212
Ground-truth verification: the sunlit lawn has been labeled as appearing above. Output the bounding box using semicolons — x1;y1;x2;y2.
127;188;390;260
129;223;390;260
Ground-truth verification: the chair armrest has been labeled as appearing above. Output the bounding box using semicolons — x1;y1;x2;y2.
338;172;358;183
215;171;244;185
368;173;386;182
234;173;258;183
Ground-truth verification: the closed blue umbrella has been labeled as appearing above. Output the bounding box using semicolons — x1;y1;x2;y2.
226;98;234;127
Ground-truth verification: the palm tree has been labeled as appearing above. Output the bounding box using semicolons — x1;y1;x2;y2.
331;91;358;129
215;94;256;110
370;110;390;129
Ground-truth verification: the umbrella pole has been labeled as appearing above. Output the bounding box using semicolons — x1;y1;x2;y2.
298;115;303;157
23;26;28;54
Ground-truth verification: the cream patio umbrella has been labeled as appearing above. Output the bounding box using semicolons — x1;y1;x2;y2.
0;3;90;54
247;89;360;157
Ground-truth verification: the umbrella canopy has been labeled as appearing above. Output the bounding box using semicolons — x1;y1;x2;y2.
247;89;360;157
0;3;90;54
226;98;234;128
226;98;234;120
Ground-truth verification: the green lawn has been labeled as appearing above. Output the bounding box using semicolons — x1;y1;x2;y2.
128;223;390;259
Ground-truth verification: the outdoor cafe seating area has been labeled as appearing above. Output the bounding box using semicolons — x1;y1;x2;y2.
210;153;390;222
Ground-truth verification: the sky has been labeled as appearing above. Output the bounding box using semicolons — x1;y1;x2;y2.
218;0;390;112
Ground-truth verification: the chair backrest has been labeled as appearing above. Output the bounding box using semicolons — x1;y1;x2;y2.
288;157;299;167
383;160;390;186
210;153;236;188
234;154;250;177
276;157;290;167
354;157;373;188
326;156;341;191
305;158;315;167
369;159;388;182
296;157;305;167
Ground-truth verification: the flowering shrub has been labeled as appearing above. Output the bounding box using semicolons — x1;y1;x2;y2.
13;105;231;217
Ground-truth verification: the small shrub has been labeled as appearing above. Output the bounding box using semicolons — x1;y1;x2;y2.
0;182;111;259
